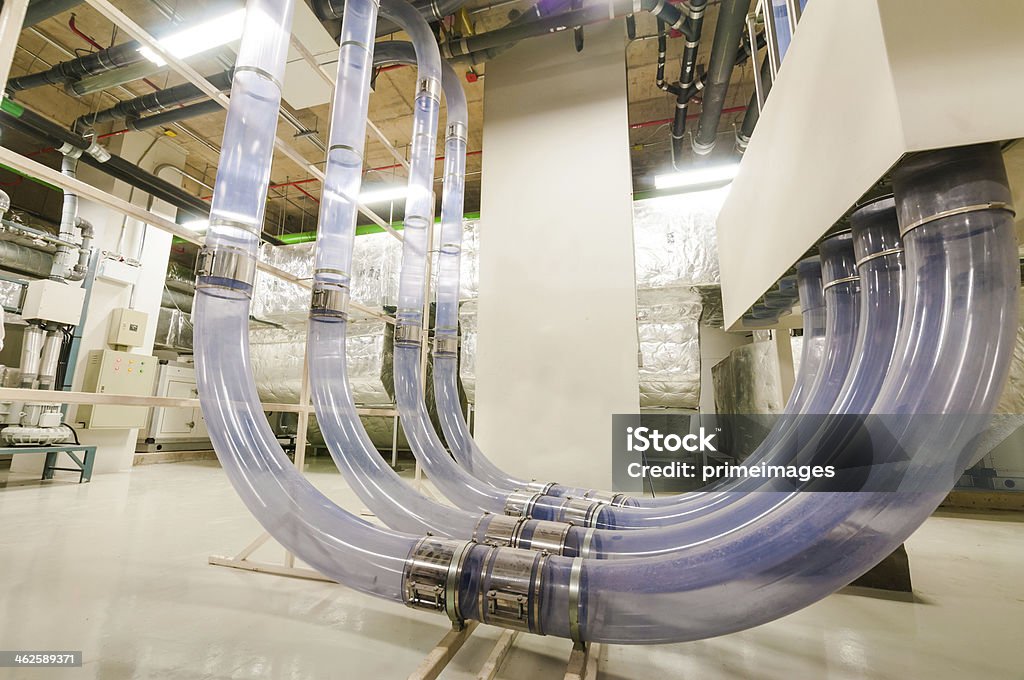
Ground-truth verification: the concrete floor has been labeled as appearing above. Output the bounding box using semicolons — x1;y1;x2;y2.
1;458;1022;680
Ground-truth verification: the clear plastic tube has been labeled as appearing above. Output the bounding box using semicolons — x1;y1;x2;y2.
528;239;863;528
192;0;416;604
380;1;523;513
304;4;485;536
530;143;1020;642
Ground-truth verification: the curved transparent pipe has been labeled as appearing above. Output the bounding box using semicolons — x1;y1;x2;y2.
382;1;530;513
303;3;487;537
526;143;1019;642
192;0;415;605
525;238;863;529
195;6;1016;637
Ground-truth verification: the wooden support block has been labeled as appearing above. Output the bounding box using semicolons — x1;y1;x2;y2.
408;621;479;680
476;629;519;680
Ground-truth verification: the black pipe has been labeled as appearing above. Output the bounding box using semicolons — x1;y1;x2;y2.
129;98;223;131
444;0;694;59
670;0;707;169
692;0;751;155
6;41;144;93
655;19;681;96
736;52;772;153
0;105;208;218
314;0;466;37
23;0;84;28
74;69;234;133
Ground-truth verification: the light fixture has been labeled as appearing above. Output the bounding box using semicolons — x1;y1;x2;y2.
653;163;740;191
180;219;209;232
359;185;409;205
139;8;247;66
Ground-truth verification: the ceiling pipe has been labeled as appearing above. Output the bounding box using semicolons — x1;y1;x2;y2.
736;51;772;153
74;69;234;134
691;0;751;155
311;0;468;37
443;0;695;62
5;40;143;93
670;0;707;169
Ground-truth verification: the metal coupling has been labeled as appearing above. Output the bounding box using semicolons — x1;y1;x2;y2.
477;547;549;634
402;536;474;626
557;497;607;528
433;334;459;356
479;513;528;548
196;246;257;292
446;121;468;143
479;514;572;556
394;323;423;346
504;490;542;518
582;490;631;507
310;283;349;319
418;77;442;101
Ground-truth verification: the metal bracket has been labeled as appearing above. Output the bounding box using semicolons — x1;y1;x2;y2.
899;201;1015;237
310;283;349;319
195;246;257;290
478;548;547;634
558;497;607;528
582;490;631;507
433;334;459;356
418;77;442;100
446;121;468;143
394;323;423;346
403;537;474;627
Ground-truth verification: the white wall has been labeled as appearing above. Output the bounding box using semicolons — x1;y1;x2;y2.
11;132;178;475
474;22;638;490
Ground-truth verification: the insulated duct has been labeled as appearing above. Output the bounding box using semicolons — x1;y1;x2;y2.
193;0;1018;643
22;0;85;29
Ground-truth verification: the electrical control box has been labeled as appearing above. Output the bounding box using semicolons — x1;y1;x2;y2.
77;349;158;429
107;308;148;349
21;279;86;325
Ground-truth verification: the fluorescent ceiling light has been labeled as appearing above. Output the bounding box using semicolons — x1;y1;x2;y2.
139;8;247;66
180;219;209;232
654;163;740;191
360;185;408;205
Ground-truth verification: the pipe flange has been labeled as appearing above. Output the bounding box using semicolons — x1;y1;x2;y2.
504;490;542;518
476;547;548;634
310;283;350;319
196;246;257;292
402;536;473;627
898;201;1015;238
855;247;904;269
394;323;423;346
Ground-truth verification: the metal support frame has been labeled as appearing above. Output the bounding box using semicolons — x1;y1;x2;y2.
0;444;97;484
82;0;400;240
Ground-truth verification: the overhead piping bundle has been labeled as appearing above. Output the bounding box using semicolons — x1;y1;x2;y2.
193;0;1018;645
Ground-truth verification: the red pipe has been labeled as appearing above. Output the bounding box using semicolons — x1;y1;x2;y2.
629;104;747;130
